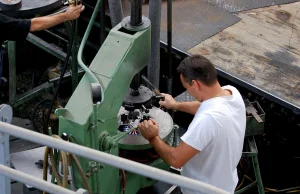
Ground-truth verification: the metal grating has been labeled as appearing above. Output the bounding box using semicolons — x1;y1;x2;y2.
120;0;241;52
204;0;299;12
175;91;196;102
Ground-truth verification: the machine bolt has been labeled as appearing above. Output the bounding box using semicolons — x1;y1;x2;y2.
173;125;179;130
61;133;68;141
142;105;149;113
89;161;97;167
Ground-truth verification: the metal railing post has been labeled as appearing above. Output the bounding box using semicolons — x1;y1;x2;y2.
0;132;11;194
0;164;87;194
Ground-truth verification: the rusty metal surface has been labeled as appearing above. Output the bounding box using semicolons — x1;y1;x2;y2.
119;0;240;52
0;0;64;17
204;0;299;12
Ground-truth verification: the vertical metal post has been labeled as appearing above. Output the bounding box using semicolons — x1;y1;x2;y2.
148;0;162;89
72;21;79;92
167;0;174;118
100;0;106;45
8;41;16;104
0;132;11;194
167;0;173;94
252;156;265;194
108;0;123;27
130;0;143;26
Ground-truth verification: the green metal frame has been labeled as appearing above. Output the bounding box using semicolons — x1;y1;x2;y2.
235;136;265;194
8;41;16;104
55;22;170;194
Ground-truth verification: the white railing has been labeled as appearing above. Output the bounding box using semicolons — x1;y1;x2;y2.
0;164;87;194
0;122;230;194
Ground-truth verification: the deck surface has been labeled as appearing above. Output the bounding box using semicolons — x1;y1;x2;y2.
121;0;240;51
189;2;300;110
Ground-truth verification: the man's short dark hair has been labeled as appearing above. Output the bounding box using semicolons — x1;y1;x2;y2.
177;55;218;86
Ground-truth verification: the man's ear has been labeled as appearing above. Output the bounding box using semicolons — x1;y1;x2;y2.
192;80;202;91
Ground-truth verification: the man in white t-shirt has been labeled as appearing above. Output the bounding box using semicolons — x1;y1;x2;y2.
138;55;246;194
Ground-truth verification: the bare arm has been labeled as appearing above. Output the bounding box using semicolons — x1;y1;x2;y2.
150;136;199;168
30;5;85;32
138;120;199;168
159;93;200;115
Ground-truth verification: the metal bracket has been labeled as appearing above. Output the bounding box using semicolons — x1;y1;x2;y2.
99;127;136;151
0;104;13;124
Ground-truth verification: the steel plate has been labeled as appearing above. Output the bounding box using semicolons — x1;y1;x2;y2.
118;106;173;150
119;0;240;52
204;0;299;12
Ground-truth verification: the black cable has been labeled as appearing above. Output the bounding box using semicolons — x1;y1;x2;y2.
43;20;77;135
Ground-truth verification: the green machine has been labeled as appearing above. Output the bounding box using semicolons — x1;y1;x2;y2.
54;1;174;194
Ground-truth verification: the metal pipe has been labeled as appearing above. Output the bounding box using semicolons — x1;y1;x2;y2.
108;0;123;27
100;0;106;45
44;29;69;44
148;0;161;89
77;0;103;84
81;15;111;32
164;185;178;194
130;0;143;26
0;165;85;194
0;122;230;194
71;20;79;91
167;0;173;95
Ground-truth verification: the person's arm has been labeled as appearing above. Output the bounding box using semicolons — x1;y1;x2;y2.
30;4;85;32
159;93;200;115
150;136;199;168
138;120;199;168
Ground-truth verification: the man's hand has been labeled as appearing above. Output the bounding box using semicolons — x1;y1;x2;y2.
64;4;85;20
159;93;179;111
138;119;159;142
139;119;199;168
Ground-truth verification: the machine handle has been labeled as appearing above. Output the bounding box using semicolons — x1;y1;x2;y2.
141;75;162;96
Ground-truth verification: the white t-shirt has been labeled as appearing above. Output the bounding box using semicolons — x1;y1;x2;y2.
181;85;246;194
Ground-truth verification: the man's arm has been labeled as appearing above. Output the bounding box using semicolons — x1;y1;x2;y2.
159;93;200;115
30;5;85;32
150;136;199;168
138;120;199;168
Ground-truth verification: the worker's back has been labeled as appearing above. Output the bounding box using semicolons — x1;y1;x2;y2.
181;85;246;194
